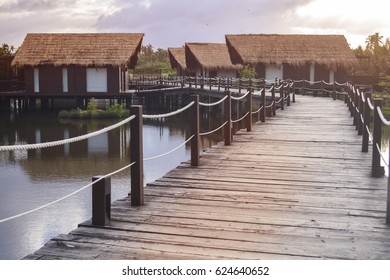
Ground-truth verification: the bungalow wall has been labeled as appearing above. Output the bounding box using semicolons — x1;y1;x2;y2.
23;65;121;95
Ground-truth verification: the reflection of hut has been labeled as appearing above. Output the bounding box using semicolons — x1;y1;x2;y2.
185;43;242;78
11;33;144;95
226;34;358;83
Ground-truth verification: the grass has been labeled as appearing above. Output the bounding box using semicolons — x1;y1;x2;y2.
58;100;129;119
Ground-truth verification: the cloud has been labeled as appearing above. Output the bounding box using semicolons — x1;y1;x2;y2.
96;0;313;48
1;0;389;49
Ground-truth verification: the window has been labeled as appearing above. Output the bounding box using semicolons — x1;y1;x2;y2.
33;68;39;92
86;68;107;92
62;68;68;93
310;63;315;85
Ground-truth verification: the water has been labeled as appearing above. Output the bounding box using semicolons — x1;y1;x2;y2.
0;110;225;259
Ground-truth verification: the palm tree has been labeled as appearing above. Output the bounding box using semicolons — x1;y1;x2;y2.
365;32;383;54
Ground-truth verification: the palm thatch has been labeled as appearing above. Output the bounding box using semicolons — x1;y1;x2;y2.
226;34;358;69
11;33;144;68
185;43;242;72
168;47;187;72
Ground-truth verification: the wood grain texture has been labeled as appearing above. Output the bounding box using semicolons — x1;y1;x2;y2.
24;95;390;260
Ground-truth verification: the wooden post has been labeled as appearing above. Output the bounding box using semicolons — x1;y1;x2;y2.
292;82;296;103
238;78;242;94
372;99;383;178
246;88;252;132
272;85;276;116
333;82;336;100
92;176;111;226
353;87;359;127
191;95;200;166
280;84;285;111
130;106;144;206
218;77;221;91
260;86;266;122
387;141;390;223
287;82;291;106
387;176;390;224
358;90;364;135
224;90;232;146
362;92;371;153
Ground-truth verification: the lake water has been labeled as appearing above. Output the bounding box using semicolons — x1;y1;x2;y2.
0;107;226;259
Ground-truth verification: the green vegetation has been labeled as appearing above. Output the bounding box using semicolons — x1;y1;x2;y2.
353;33;390;78
133;44;176;77
239;64;257;79
58;100;129;119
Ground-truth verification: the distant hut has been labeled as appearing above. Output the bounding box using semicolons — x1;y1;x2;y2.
11;33;143;95
185;43;242;78
226;34;358;83
168;47;189;76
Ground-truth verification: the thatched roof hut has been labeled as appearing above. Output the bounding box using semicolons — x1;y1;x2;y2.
12;33;144;68
185;43;242;76
168;47;187;73
225;34;358;70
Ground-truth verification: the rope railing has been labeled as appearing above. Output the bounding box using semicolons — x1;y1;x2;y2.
0;115;136;152
199;95;228;107
231;90;250;100
1;78;299;228
142;101;194;119
144;135;194;161
0;162;135;224
200;121;228;137
344;82;390;224
232;111;249;123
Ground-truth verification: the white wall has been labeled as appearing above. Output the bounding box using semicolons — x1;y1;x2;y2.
265;64;283;82
86;68;107;92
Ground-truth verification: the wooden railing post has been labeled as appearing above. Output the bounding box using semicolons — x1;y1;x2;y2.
130;105;144;206
280;84;285;111
362;92;371;152
246;88;252;132
260;86;266;122
272;85;276;116
191;95;200;166
358;89;364;135
287;82;291;106
372;99;384;178
92;176;111;226
224;90;232;146
333;82;337;100
292;81;296;103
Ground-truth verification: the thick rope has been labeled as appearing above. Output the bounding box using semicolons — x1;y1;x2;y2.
377;107;390;126
200;121;228;136
199;95;227;107
375;143;389;168
142;101;194;119
144;135;194;161
0;115;136;152
367;97;375;110
231;91;250;101
0;162;135;224
232;112;249;123
252;105;264;115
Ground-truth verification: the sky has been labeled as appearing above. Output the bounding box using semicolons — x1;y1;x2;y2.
1;0;389;50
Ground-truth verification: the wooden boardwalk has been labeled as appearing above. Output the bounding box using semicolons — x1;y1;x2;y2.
25;95;390;260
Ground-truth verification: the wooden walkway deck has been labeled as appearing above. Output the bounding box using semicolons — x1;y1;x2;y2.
25;95;390;260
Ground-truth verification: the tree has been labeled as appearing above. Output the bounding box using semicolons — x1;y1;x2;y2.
239;64;257;79
0;43;16;56
354;32;390;77
135;44;175;76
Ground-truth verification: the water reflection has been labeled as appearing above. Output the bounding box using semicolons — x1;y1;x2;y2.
0;108;230;259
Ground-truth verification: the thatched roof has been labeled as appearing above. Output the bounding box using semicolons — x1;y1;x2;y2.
12;33;144;68
168;47;187;71
185;43;242;71
226;34;358;69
